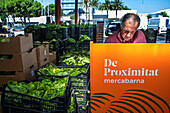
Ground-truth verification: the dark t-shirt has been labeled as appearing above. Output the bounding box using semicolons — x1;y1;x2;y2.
105;29;146;43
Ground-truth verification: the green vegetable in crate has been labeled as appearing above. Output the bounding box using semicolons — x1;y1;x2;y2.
6;77;68;100
0;55;10;60
77;56;90;65
79;35;90;42
68;38;76;43
67;96;74;113
0;37;10;42
61;55;90;66
38;64;87;78
62;56;77;65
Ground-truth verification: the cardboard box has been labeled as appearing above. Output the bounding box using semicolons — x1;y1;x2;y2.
36;44;50;67
0;33;33;54
49;51;56;64
0;63;38;87
0;48;37;71
36;44;49;62
37;57;50;68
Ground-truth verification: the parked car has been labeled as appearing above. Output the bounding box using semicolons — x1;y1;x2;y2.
148;17;170;35
166;24;170;42
10;24;25;37
105;21;120;36
0;25;13;37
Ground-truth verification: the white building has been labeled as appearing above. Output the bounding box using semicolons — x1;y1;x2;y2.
148;9;170;17
61;0;82;16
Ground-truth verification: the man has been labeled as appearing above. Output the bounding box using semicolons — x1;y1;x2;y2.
105;13;146;43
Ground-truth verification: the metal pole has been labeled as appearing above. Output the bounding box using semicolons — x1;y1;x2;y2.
44;0;45;16
55;0;61;24
79;9;81;40
41;0;43;16
48;0;50;16
75;0;78;24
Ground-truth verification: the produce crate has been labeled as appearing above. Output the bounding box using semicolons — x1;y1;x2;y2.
0;63;38;87
1;76;71;113
62;39;90;53
70;74;88;90
0;33;33;55
0;48;37;72
73;90;89;113
58;56;90;67
67;90;78;113
33;38;63;65
34;63;90;81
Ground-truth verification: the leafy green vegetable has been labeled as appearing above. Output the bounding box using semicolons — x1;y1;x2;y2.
6;77;68;100
38;64;87;77
0;37;10;42
67;96;74;113
60;56;90;66
79;35;90;42
68;38;76;43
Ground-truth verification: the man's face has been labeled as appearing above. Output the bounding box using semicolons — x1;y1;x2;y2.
120;18;138;41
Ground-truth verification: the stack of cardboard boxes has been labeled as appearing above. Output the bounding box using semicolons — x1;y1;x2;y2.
0;34;59;112
36;44;50;68
0;34;58;86
0;33;38;87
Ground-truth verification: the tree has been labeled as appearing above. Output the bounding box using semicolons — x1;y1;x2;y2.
110;0;124;19
30;1;42;17
14;0;35;25
0;0;42;25
81;0;90;21
123;6;131;10
147;15;152;19
98;0;111;18
159;11;169;17
0;1;7;23
6;0;17;23
45;4;63;16
89;0;99;21
45;4;55;16
70;14;75;20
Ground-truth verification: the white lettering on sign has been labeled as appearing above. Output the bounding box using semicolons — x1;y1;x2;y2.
104;78;145;84
104;59;159;84
104;59;117;67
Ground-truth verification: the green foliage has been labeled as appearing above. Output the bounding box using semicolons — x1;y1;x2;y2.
0;55;11;60
45;4;55;16
68;24;76;27
0;37;10;42
38;64;87;77
0;2;7;23
30;1;42;17
70;14;75;20
0;0;42;25
6;77;68;99
25;25;35;33
147;15;152;19
62;56;90;66
67;96;75;113
79;35;90;42
140;28;157;43
123;6;131;10
68;38;76;43
159;11;169;17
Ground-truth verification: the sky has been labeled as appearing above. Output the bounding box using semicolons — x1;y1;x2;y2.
36;0;170;14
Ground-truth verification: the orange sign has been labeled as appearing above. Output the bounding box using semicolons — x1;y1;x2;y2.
90;42;170;113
